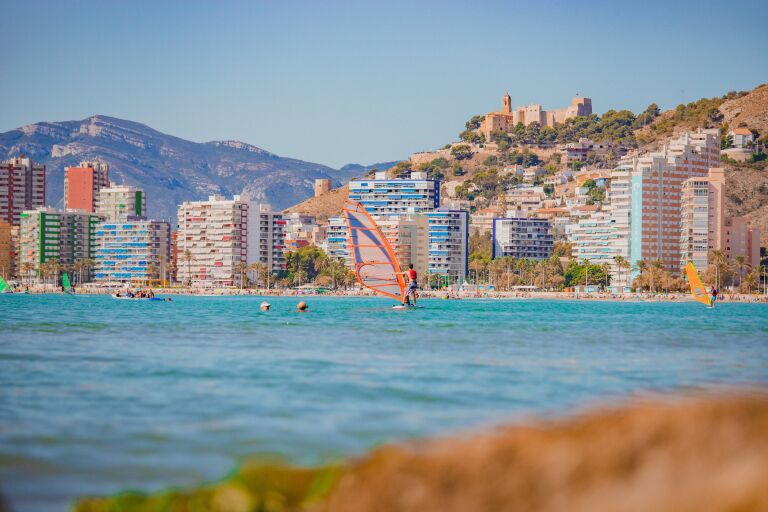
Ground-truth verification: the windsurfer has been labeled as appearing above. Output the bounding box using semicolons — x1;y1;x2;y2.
710;286;718;307
400;264;418;306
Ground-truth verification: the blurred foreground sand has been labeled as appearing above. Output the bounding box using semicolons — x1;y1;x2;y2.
75;393;768;512
323;393;768;512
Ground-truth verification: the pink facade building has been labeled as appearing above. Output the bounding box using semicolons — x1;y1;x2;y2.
680;167;761;271
618;129;721;273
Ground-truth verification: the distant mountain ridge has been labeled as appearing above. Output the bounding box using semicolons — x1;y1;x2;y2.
0;115;377;222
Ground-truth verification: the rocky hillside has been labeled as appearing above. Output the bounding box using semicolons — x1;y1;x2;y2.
283;185;350;222
725;164;768;236
719;83;768;134
0;116;364;222
636;84;767;147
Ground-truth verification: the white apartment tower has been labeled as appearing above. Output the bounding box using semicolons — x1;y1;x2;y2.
96;183;146;222
176;195;285;286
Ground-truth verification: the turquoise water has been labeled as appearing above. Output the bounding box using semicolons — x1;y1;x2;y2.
1;295;767;511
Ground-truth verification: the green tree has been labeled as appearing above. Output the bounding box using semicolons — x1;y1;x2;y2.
465;114;484;131
552;241;573;259
450;144;473;160
633;103;660;128
460;130;485;144
563;260;610;288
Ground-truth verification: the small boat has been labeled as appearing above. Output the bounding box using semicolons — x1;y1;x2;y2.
111;294;164;301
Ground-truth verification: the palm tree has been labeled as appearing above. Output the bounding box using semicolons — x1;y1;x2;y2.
20;262;35;287
344;269;357;290
167;263;177;285
469;259;486;285
601;262;612;291
181;249;193;286
734;255;749;286
740;270;758;294
709;250;729;289
38;261;50;286
649;259;664;293
614;255;630;289
46;259;61;288
293;269;308;288
235;261;248;289
249;262;269;289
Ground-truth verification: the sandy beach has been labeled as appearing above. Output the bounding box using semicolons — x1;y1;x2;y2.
8;284;768;303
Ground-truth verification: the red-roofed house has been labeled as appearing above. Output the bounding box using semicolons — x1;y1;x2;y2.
729;128;755;149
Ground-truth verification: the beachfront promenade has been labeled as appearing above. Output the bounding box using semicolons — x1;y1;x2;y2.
9;284;768;303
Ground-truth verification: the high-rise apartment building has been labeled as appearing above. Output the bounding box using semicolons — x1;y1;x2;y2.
377;214;430;277
348;171;440;217
324;216;350;265
0;219;12;279
426;209;468;281
176;195;285;286
615;129;720;274
251;207;286;273
0;156;46;226
64;160;109;213
18;208;100;276
492;217;554;260
680;167;761;270
177;195;247;286
93;218;171;283
567;211;631;285
96;183;145;222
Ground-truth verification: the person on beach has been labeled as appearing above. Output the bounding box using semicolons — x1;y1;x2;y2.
400;263;418;306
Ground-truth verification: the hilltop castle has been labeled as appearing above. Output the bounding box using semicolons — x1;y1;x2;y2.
479;92;592;140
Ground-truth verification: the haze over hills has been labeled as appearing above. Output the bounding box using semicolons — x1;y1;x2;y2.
0;115;385;222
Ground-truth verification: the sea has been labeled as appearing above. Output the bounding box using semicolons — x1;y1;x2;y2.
1;294;767;511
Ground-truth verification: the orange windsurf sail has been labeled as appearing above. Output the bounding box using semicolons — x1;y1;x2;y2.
685;261;711;306
342;201;406;302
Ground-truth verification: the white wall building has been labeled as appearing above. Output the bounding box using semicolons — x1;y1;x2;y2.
324;216;350;265
348;171;440;217
96;183;146;222
176;195;284;286
426;209;468;282
492;217;553;260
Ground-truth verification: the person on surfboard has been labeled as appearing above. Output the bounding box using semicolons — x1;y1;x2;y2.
710;286;718;307
400;264;418;306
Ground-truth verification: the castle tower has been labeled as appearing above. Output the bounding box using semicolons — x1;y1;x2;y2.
502;92;512;113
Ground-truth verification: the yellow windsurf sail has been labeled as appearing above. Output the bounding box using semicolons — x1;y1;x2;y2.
685;262;711;306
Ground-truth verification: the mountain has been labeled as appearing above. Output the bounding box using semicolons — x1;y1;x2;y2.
337;161;400;176
0;115;361;222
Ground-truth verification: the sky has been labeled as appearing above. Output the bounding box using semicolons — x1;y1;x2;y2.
1;0;766;168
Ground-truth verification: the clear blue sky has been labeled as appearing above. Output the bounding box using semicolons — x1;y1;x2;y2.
1;0;766;168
